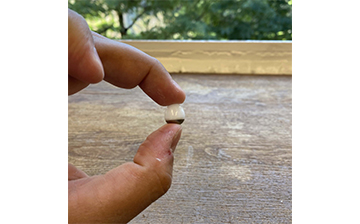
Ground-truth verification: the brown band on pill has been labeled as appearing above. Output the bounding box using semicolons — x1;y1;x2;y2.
166;119;184;124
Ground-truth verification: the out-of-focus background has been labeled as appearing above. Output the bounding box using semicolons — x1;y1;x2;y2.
68;0;292;40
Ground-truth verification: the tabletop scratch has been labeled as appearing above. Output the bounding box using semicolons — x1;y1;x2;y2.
186;146;194;168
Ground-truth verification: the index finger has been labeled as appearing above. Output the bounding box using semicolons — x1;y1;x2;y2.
92;32;186;106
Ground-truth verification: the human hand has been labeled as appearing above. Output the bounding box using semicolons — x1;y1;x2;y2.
68;9;186;223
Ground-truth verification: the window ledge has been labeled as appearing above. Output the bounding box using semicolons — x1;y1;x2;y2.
120;40;292;75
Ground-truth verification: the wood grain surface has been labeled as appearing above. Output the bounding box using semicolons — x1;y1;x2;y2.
68;74;292;223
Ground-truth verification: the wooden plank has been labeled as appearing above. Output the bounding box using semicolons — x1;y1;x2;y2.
120;40;292;75
68;74;292;223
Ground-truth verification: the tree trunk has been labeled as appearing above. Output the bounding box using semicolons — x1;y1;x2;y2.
118;12;128;37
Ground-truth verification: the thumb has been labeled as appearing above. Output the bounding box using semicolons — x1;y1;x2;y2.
68;9;104;84
68;124;182;223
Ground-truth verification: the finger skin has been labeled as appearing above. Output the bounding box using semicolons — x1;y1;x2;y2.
68;163;88;181
68;76;89;95
68;9;104;86
68;9;185;104
92;32;186;106
68;124;182;223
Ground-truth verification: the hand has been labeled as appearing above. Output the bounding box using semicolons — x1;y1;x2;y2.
68;9;186;223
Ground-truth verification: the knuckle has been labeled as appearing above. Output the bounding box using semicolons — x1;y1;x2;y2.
148;167;173;202
123;162;172;200
150;57;162;70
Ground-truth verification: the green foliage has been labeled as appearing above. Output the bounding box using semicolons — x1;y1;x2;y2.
68;0;292;40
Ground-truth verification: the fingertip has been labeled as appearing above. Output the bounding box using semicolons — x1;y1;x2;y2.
169;124;182;153
81;46;105;83
139;65;186;106
68;9;104;84
90;47;105;82
69;41;104;84
134;123;182;168
170;78;186;104
154;123;182;151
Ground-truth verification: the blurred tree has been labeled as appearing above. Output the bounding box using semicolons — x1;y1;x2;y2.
68;0;292;40
68;0;181;38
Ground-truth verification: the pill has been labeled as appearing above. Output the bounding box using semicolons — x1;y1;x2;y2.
165;104;185;124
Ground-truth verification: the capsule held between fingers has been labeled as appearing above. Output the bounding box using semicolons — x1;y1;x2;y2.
165;104;185;124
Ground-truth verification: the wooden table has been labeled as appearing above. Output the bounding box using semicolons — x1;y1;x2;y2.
68;74;292;223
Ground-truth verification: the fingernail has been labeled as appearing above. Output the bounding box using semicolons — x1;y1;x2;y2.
171;79;183;92
170;127;182;153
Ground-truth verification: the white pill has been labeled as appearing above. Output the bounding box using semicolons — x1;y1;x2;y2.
165;104;185;124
